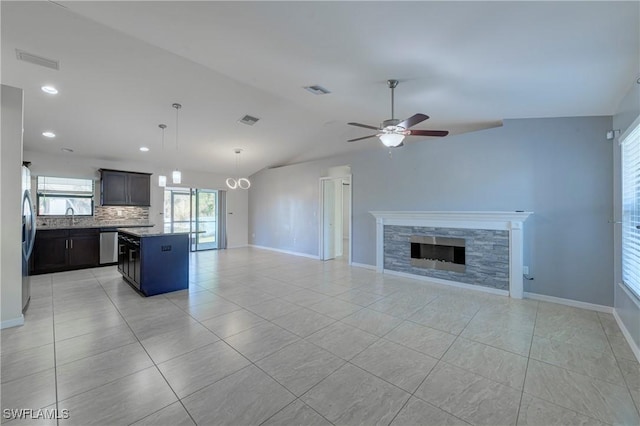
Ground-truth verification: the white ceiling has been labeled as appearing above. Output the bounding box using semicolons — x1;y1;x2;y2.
2;1;638;176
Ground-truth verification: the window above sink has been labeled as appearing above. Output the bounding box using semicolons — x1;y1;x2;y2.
36;176;94;216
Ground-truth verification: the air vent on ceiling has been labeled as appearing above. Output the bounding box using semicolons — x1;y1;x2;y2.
15;49;59;70
304;85;331;95
238;115;260;126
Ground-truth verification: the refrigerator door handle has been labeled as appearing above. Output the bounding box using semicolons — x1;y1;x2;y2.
22;191;36;259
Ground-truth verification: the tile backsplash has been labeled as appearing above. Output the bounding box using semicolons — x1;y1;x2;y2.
37;206;150;227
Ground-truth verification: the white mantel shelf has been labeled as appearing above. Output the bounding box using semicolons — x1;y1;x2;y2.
370;211;533;298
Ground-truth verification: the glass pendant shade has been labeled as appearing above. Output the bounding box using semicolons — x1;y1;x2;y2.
172;170;182;184
379;133;405;147
158;175;167;187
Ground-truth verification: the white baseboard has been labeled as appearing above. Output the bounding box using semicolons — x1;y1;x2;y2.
227;244;248;249
249;245;320;260
351;262;376;270
523;292;613;313
383;269;510;297
613;309;640;363
1;315;24;329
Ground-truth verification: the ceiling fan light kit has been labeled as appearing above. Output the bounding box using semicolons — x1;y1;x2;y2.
347;79;449;147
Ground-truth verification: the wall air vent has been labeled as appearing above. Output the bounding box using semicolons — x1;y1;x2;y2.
304;85;331;95
238;115;260;126
15;49;59;70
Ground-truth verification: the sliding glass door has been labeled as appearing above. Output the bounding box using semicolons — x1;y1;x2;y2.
164;189;191;234
191;189;218;251
164;187;222;251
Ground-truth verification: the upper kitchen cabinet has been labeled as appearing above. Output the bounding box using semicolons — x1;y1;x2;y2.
100;169;151;206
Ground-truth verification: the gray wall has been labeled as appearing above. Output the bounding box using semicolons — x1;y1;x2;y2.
249;116;614;306
613;80;640;350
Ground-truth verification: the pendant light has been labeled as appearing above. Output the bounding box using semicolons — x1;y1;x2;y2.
172;103;182;184
158;123;167;187
226;149;251;190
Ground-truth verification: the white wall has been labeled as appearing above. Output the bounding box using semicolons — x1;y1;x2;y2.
1;85;24;328
613;79;640;353
23;151;248;248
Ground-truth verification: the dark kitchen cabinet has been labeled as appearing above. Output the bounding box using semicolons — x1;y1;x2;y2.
31;229;68;272
31;229;100;274
68;229;101;268
100;169;151;207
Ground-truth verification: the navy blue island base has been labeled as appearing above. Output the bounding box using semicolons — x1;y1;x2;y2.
117;227;189;296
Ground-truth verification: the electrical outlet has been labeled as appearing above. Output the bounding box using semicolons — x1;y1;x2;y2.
117;210;123;216
523;266;529;275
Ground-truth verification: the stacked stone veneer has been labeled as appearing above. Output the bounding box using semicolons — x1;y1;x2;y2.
384;225;509;290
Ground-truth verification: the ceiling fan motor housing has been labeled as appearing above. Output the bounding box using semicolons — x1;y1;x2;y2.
382;118;401;128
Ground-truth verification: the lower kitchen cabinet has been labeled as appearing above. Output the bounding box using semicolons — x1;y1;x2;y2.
31;228;100;274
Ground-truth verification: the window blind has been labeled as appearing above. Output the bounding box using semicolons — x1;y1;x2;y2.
622;122;640;298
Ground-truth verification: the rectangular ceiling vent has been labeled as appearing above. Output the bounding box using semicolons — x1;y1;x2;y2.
15;49;59;70
304;85;331;95
238;114;260;126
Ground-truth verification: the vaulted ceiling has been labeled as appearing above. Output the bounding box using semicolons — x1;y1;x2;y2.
2;1;638;176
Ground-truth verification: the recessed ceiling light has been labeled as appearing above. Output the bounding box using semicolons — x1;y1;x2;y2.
61;148;73;153
42;131;56;138
139;147;149;152
41;86;58;95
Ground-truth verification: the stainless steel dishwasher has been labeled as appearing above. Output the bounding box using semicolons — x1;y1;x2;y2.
99;230;118;264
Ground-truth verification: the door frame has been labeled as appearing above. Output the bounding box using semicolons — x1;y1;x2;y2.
318;175;352;263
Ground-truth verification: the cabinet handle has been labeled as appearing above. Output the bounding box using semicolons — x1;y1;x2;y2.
70;239;73;249
65;239;68;249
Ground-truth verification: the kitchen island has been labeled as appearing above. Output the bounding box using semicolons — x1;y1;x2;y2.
117;226;189;296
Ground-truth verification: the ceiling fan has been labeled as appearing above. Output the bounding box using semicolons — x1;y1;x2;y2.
347;79;449;148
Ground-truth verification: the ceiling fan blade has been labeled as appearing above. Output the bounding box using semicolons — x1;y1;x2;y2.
398;113;429;129
348;122;380;131
347;134;378;142
409;129;449;137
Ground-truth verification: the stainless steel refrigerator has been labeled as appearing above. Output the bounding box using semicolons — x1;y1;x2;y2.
22;164;36;312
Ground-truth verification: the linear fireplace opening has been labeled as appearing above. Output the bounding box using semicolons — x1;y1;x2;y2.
410;235;466;273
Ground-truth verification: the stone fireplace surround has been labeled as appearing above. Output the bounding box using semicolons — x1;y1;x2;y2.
370;211;533;298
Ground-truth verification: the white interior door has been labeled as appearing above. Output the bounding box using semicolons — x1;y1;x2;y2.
322;179;336;260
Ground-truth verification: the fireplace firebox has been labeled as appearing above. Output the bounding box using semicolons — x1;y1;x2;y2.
410;235;466;273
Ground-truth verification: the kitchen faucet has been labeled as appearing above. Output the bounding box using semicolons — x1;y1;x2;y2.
65;207;75;226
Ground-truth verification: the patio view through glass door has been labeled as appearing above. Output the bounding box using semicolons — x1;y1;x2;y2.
192;189;217;251
164;187;219;251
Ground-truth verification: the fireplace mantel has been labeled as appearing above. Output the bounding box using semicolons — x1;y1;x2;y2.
370;211;533;298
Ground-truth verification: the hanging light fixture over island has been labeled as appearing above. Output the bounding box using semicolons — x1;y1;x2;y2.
172;103;182;184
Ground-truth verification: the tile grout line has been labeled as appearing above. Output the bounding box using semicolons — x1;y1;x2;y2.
92;273;199;426
514;299;539;425
598;313;640;418
45;276;61;426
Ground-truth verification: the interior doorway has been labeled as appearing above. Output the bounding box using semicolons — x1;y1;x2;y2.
319;167;351;263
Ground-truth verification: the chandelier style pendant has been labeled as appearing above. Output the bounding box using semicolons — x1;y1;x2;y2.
226;149;251;190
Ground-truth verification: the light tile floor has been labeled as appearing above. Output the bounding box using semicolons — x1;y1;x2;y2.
1;248;639;425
